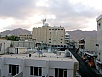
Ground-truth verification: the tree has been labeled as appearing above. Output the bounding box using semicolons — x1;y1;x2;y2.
5;35;20;41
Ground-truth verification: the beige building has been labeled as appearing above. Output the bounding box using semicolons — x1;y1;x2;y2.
32;24;65;45
19;34;32;40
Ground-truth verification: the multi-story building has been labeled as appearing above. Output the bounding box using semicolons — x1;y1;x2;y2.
32;21;65;46
78;39;85;56
65;32;70;44
0;51;79;77
19;34;32;40
96;15;102;73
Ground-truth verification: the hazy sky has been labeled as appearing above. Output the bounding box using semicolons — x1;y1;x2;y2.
0;0;101;32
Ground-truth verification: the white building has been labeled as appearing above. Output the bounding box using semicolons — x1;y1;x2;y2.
8;47;28;54
85;36;97;52
96;15;102;73
11;41;36;49
0;39;11;54
65;32;70;44
0;52;78;77
78;37;97;56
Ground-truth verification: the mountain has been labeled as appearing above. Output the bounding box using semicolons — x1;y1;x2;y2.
66;30;97;41
0;28;97;41
0;28;31;37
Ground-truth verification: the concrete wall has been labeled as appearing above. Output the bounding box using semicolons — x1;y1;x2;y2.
0;57;75;77
12;41;35;49
96;15;102;73
85;37;97;51
0;39;11;54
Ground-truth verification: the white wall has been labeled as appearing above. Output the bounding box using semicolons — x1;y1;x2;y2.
0;39;11;54
85;37;97;51
0;57;75;77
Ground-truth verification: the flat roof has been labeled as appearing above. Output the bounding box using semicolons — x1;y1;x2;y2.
0;52;78;62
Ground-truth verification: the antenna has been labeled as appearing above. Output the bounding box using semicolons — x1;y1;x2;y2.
42;18;46;26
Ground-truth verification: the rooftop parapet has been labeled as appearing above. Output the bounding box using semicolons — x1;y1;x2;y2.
96;15;102;21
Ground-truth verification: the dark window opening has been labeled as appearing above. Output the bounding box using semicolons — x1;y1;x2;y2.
30;66;42;76
9;64;19;76
30;66;33;75
34;67;38;76
55;68;67;77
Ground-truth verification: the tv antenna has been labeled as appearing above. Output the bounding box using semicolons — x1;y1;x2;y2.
42;18;46;26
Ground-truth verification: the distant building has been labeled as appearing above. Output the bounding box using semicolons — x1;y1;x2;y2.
78;37;97;56
85;37;97;52
32;20;66;49
19;34;32;40
65;32;70;44
0;39;11;54
0;51;79;77
32;26;65;45
96;15;102;73
78;39;85;56
11;41;36;49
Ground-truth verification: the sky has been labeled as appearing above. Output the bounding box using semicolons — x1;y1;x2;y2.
0;0;102;32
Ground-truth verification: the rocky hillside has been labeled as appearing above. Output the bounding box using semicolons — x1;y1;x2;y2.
0;28;97;41
67;30;97;41
0;28;31;37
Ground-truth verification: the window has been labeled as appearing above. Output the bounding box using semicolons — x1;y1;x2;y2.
9;64;19;76
50;32;51;34
49;39;51;40
55;68;67;77
49;42;51;43
30;66;42;76
49;29;51;30
98;23;101;26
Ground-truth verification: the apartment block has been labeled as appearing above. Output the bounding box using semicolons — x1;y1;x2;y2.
32;25;65;45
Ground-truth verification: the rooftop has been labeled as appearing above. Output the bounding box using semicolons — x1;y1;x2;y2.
0;52;77;62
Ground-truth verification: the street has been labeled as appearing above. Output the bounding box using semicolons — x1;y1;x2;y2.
69;49;99;77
